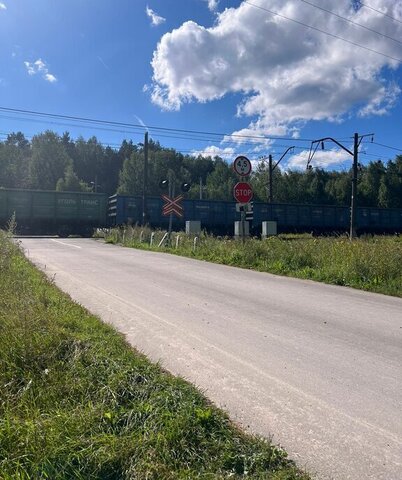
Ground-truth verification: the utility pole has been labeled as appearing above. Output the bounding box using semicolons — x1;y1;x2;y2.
350;132;359;239
268;155;273;203
267;146;294;203
142;131;149;226
307;132;373;239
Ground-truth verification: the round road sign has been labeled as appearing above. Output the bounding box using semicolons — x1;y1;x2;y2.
233;156;252;177
233;182;253;203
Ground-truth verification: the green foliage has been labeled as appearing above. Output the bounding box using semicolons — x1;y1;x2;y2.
29;131;73;190
1;130;402;208
56;164;92;192
0;233;308;480
107;227;402;297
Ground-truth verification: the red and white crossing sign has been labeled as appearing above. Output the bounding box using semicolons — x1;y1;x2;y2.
162;194;184;218
233;182;253;203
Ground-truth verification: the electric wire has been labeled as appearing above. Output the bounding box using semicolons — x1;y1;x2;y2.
244;0;402;63
299;0;402;46
372;141;402;152
360;2;402;25
0;106;317;143
1;108;400;157
0;116;315;153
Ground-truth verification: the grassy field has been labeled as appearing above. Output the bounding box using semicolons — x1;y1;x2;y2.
0;230;309;480
105;226;402;297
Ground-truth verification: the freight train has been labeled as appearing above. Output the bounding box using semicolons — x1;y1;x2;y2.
1;188;401;236
0;188;107;236
108;194;402;235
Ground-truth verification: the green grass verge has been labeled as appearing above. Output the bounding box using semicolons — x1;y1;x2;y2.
105;227;402;297
0;231;308;480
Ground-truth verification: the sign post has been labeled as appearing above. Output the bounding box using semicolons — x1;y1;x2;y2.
232;156;253;242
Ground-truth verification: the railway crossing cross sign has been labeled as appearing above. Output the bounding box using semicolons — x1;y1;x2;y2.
162;194;184;218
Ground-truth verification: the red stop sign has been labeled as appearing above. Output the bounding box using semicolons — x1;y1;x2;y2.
233;182;253;203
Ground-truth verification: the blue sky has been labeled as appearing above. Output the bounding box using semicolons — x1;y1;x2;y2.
0;0;401;170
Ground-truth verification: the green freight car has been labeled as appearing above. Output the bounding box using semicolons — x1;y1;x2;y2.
0;188;108;236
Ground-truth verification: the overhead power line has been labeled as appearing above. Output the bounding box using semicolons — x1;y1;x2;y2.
0;106;316;143
299;0;402;46
360;2;402;25
244;0;402;63
372;141;402;152
0;113;316;152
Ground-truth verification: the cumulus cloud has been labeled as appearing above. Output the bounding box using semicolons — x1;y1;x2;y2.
0;3;6;10
150;0;402;139
205;0;219;11
287;148;352;170
24;58;57;83
146;5;166;26
192;145;236;158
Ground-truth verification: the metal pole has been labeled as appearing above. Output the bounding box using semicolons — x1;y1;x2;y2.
199;177;202;200
168;173;174;244
350;132;359;239
241;208;246;244
268;154;273;203
142;131;148;226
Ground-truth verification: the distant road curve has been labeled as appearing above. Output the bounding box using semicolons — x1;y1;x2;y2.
20;238;402;480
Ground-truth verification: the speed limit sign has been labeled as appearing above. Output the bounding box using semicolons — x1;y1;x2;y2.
233;156;252;177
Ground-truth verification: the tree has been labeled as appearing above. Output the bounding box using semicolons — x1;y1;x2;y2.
359;161;385;207
29;131;72;190
0;132;31;188
56;164;91;192
205;158;237;200
117;151;144;194
383;156;402;208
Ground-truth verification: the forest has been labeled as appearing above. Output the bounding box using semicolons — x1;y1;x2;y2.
0;130;401;208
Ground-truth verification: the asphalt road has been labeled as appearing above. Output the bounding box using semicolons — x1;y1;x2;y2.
19;237;402;480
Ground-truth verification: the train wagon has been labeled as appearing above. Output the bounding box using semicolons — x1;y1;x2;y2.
108;194;402;235
0;188;108;236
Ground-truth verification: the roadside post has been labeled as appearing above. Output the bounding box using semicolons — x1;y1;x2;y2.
233;156;253;242
160;174;190;245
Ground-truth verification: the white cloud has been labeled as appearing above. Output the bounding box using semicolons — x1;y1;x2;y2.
44;73;57;83
192;145;235;158
287;148;351;170
0;3;6;10
205;0;219;12
146;5;166;26
150;0;402;139
24;58;57;83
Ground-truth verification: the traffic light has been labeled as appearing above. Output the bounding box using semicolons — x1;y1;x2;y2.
181;182;191;192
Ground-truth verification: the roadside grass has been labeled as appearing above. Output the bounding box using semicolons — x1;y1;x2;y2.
0;231;309;480
104;226;402;297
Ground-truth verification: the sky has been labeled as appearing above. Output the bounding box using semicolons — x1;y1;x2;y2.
0;0;402;171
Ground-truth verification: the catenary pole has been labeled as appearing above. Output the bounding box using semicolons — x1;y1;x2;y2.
268;154;273;203
350;132;359;239
142;131;148;226
307;133;373;240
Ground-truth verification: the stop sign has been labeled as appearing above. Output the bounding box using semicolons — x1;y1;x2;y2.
233;182;253;203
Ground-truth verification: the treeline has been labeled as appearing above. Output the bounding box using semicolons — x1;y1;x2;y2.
0;130;401;208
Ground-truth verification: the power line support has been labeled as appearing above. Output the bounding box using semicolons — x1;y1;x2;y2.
307;132;373;240
268;154;273;203
142;131;148;226
350;132;359;239
266;147;294;203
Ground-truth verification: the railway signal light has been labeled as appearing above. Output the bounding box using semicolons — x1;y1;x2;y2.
181;182;191;192
159;179;169;189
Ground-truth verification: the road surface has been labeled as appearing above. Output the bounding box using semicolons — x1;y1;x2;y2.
19;238;402;480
